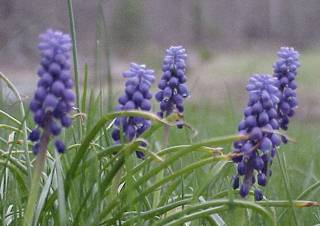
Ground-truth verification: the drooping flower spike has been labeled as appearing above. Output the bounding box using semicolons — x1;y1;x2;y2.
232;74;282;201
112;63;155;159
29;29;74;154
155;46;189;126
273;47;300;132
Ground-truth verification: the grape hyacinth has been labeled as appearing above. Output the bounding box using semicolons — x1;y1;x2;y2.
29;29;74;154
112;63;155;159
155;46;189;126
273;47;300;132
231;74;282;201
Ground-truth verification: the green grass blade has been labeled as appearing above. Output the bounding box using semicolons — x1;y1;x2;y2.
158;180;181;207
105;158;229;224
96;1;113;112
199;196;227;226
278;180;320;221
194;161;229;199
33;164;55;225
160;205;228;226
0;160;27;193
65;111;171;196
81;64;88;114
67;0;80;109
150;199;275;226
100;135;244;222
71;182;96;226
136;158;229;203
0;110;27;128
129;134;245;177
0;72;31;181
276;153;298;225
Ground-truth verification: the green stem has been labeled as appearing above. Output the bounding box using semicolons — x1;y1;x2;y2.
55;151;67;226
162;125;169;147
276;153;299;225
152;125;169;208
258;200;320;207
67;0;80;109
67;0;82;141
98;1;113;112
23;130;49;226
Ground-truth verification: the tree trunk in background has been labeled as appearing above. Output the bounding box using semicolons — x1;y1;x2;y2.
269;0;280;40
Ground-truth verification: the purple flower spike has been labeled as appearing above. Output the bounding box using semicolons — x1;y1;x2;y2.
112;63;155;159
29;29;74;154
155;46;189;127
231;74;282;200
273;47;300;131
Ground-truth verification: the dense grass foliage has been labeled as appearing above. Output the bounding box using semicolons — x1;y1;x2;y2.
1;1;320;226
1;74;320;225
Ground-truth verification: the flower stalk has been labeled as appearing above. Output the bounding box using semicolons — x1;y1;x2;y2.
23;129;50;226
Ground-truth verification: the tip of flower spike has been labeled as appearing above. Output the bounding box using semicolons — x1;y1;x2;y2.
38;29;72;53
122;63;155;86
277;47;300;60
166;46;187;59
247;74;281;104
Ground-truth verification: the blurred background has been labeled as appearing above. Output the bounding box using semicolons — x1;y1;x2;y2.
2;0;320;59
1;0;320;123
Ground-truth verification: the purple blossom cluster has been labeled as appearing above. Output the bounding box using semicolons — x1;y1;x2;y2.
273;47;300;132
112;63;155;159
155;46;189;122
232;74;282;201
29;29;74;154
